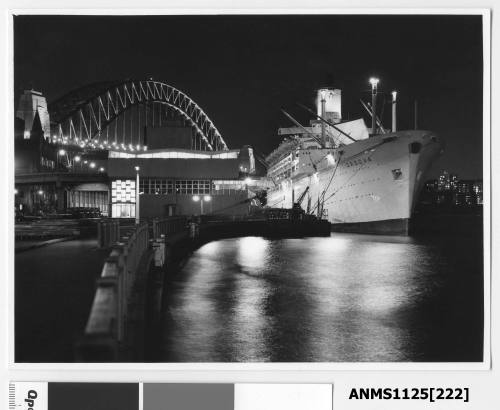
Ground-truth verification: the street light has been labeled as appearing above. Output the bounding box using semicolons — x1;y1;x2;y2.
369;77;379;135
135;166;140;225
192;194;211;215
89;162;96;168
57;149;67;168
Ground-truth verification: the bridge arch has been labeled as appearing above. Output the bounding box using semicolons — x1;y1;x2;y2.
49;79;229;151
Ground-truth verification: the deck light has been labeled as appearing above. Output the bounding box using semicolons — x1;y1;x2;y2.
369;77;379;87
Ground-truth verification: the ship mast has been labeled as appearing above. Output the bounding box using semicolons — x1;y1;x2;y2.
392;91;397;132
369;77;379;135
320;90;326;146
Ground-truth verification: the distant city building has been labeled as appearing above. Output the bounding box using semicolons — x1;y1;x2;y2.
419;170;483;209
473;181;483;205
437;170;458;192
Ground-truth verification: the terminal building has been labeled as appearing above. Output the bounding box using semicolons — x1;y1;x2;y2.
107;117;258;218
107;145;256;218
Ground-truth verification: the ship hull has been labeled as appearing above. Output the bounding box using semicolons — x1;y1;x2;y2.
266;130;442;235
330;218;409;235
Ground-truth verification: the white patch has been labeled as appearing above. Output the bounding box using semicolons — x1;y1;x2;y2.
9;382;48;410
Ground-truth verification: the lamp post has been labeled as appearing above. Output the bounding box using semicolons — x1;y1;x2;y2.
135;166;140;225
369;77;379;135
193;194;211;215
57;149;66;168
203;195;212;215
74;155;81;170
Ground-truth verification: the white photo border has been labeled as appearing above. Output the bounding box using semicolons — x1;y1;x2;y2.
3;6;492;373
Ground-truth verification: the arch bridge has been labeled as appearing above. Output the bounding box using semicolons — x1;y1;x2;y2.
49;79;229;152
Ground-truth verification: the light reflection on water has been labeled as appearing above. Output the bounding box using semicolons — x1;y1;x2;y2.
161;233;483;362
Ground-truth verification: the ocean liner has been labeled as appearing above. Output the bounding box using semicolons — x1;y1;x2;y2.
265;85;443;234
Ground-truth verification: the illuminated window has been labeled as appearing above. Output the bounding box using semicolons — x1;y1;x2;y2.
111;179;136;218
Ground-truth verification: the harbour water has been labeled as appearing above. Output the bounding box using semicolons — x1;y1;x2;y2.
160;232;483;362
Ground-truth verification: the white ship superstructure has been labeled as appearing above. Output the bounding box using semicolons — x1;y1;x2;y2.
266;87;443;234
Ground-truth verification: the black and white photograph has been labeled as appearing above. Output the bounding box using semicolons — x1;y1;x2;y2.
12;12;487;363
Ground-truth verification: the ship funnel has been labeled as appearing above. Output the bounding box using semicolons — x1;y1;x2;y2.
316;88;341;124
391;91;397;132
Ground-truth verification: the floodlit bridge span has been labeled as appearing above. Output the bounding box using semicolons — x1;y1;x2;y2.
48;79;229;152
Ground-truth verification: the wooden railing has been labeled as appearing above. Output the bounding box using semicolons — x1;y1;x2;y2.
78;222;150;360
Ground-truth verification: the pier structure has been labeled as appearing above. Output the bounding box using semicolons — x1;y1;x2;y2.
77;213;330;361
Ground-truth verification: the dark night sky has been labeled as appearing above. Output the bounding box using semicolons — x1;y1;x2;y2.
14;14;483;179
